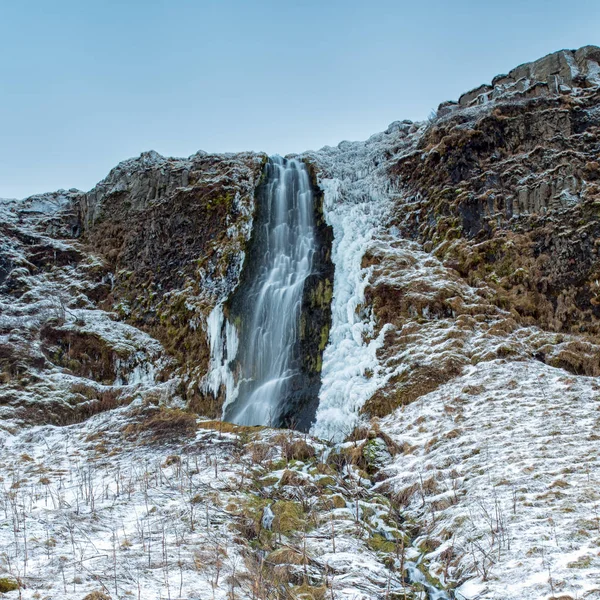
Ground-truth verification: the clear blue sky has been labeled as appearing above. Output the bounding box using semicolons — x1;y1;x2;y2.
1;0;598;198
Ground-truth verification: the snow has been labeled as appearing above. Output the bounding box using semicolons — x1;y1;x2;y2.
455;579;488;600
587;59;600;86
378;359;600;599
0;410;449;599
0;412;253;600
309;173;391;441
304;125;425;441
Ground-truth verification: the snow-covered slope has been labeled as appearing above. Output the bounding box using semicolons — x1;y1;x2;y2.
380;359;600;599
0;410;451;599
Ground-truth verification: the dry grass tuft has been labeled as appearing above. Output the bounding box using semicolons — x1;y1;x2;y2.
196;420;264;436
123;404;197;442
82;592;112;600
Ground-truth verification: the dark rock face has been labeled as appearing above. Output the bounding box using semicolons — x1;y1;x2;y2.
78;150;266;413
456;46;600;109
389;50;600;356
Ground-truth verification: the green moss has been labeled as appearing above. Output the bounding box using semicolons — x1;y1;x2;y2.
206;192;234;211
236;494;270;534
369;493;391;508
0;578;19;593
272;500;305;534
362;439;381;465
269;458;288;470
315;475;336;489
298;313;307;339
330;494;347;509
310;278;333;308
318;324;330;352
368;533;396;553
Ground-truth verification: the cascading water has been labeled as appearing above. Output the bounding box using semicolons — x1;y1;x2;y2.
223;156;316;427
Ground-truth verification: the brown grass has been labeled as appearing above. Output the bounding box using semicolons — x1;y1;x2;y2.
364;362;463;418
392;483;419;506
266;547;306;566
245;441;274;464
82;592;111;600
123;405;197;442
71;384;124;421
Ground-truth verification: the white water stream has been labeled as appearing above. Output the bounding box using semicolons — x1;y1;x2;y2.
224;156;316;426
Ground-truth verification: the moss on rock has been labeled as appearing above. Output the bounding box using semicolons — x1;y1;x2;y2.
0;578;19;593
272;500;305;534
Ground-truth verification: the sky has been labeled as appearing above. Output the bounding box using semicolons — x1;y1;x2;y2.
1;0;598;198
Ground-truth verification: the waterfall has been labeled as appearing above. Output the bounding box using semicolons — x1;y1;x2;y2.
223;156;316;427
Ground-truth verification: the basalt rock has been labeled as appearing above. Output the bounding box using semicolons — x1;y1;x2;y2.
454;46;600;110
78;150;266;410
389;47;600;363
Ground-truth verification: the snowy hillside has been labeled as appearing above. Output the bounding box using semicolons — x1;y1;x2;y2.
1;46;600;599
380;360;600;599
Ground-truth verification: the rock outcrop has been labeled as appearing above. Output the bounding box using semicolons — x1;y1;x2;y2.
0;151;265;426
78;150;266;414
455;45;600;109
353;45;600;416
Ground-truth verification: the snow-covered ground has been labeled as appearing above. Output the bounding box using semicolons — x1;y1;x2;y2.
379;359;600;599
0;408;450;599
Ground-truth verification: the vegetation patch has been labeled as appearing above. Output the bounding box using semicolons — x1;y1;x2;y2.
0;578;19;593
123;404;197;442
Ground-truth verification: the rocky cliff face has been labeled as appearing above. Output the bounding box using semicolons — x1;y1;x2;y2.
0;150;265;426
1;46;600;600
306;46;600;422
395;46;600;345
79;150;266;415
